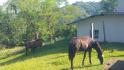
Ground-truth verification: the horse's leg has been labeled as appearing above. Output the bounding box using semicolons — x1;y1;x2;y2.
69;48;76;70
88;48;92;64
32;47;35;53
70;58;74;70
82;50;87;66
70;51;76;70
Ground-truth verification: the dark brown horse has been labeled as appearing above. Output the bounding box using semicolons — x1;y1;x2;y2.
25;39;43;55
68;36;104;70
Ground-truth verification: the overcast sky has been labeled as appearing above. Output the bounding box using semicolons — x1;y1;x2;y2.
0;0;101;5
0;0;7;5
68;0;101;4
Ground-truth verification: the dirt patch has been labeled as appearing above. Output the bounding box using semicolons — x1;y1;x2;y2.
104;59;124;70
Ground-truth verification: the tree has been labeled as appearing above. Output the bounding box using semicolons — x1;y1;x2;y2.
100;0;118;12
0;0;83;47
72;2;101;16
5;0;69;43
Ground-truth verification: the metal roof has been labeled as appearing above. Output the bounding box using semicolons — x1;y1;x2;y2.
69;12;124;24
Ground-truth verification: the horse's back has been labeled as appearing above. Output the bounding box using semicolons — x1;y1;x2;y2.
34;39;43;46
25;39;43;48
70;36;96;50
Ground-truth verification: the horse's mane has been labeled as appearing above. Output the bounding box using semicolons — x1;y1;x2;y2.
93;41;103;56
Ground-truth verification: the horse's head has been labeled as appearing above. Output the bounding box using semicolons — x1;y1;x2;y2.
98;54;104;64
93;41;104;64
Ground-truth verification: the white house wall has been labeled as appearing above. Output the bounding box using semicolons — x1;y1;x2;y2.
92;17;104;42
77;15;124;42
77;18;91;37
77;16;105;42
104;15;124;42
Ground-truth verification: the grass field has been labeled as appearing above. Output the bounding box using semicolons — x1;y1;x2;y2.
0;38;124;70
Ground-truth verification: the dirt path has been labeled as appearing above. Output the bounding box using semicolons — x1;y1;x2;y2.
104;59;124;70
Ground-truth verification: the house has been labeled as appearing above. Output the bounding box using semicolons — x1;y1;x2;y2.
72;0;124;42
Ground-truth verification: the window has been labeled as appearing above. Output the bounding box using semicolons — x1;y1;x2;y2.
94;30;99;39
89;29;99;39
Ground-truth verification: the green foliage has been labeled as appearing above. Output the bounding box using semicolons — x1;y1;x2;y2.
61;5;86;23
0;0;82;47
100;0;118;12
72;2;101;16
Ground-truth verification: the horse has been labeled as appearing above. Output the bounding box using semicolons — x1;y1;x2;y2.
24;39;43;55
68;36;104;70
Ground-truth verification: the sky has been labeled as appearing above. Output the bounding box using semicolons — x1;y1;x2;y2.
68;0;101;4
0;0;7;5
0;0;101;5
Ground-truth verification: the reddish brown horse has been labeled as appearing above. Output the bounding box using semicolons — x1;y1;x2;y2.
68;36;104;70
25;39;43;55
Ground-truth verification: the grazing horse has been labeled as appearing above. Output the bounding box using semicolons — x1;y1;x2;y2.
25;39;43;55
68;36;104;70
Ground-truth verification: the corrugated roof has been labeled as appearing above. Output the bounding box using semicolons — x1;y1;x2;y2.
69;12;124;24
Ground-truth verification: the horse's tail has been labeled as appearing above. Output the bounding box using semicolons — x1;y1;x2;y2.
68;42;76;61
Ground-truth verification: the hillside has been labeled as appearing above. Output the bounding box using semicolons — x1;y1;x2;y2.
72;1;101;16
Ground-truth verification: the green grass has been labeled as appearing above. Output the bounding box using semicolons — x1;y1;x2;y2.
0;38;124;70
